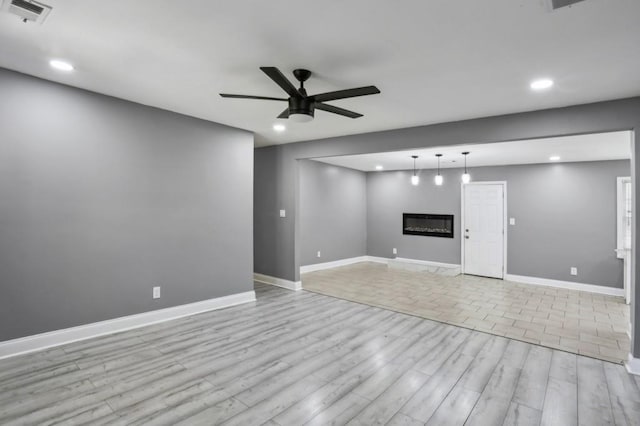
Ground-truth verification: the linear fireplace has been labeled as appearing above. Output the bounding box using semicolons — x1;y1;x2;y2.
403;213;454;238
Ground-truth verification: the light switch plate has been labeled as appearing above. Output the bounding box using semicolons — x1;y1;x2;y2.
509;218;516;225
279;209;286;218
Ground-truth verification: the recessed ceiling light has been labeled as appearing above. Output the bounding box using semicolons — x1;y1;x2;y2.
530;78;554;90
273;123;286;132
549;155;561;161
375;165;384;171
49;60;74;72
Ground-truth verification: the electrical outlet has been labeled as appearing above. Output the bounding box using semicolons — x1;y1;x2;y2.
392;248;397;255
570;267;577;276
509;218;516;225
153;286;161;299
279;209;286;218
317;251;321;258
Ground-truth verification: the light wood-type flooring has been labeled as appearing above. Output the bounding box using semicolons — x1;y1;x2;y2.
1;283;639;425
302;262;630;363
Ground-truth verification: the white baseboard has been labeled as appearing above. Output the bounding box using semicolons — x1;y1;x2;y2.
505;274;624;297
299;255;460;274
254;273;302;291
0;290;256;360
300;255;391;274
626;353;640;376
393;257;461;269
364;256;391;264
300;256;370;274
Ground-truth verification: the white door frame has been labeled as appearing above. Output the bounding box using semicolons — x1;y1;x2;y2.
461;181;508;279
616;176;633;304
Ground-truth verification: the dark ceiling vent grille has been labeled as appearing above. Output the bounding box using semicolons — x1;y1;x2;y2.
549;0;587;10
11;0;43;14
1;0;52;23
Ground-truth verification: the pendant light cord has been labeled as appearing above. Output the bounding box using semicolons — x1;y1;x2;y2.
462;151;470;174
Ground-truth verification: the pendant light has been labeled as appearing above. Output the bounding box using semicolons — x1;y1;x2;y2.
461;151;471;184
411;155;419;185
434;154;443;186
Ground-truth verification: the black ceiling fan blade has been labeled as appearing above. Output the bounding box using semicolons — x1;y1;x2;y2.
311;86;380;103
315;102;363;119
277;108;290;119
219;93;287;101
260;67;301;98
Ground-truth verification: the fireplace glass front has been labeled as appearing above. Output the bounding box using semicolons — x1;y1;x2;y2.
402;213;454;238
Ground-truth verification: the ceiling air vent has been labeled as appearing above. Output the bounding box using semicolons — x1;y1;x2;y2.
546;0;587;10
1;0;52;24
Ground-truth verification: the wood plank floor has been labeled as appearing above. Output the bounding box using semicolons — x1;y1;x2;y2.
1;283;639;425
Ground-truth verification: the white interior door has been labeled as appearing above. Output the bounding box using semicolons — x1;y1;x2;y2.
463;183;505;279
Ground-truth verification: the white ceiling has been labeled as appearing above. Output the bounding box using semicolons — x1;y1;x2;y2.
0;1;639;147
312;131;632;171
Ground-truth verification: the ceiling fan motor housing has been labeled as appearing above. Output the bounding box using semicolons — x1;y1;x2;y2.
288;96;314;121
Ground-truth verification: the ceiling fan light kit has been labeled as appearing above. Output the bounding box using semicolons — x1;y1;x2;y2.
287;93;315;122
289;113;314;123
220;67;380;122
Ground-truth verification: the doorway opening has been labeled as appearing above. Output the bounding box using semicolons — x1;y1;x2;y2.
298;130;632;363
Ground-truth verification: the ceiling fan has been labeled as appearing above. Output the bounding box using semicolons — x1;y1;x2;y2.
220;67;380;122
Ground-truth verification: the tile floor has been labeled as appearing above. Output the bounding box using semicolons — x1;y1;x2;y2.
302;262;631;364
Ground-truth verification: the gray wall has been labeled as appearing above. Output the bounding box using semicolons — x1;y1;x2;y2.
253;96;640;357
367;160;630;288
299;160;367;266
0;68;254;341
366;169;461;265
